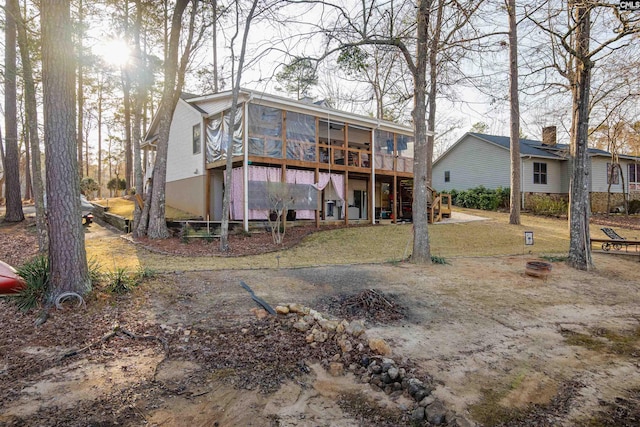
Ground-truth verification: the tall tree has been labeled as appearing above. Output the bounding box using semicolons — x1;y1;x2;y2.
529;1;639;270
275;58;318;99
138;0;202;238
4;0;24;222
41;0;90;301
77;0;85;178
507;0;521;225
14;0;48;251
132;0;147;236
219;0;260;252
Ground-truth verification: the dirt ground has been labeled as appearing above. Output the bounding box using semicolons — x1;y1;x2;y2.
1;217;640;426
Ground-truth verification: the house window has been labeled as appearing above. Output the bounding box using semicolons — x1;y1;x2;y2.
533;162;547;185
630;164;640;192
607;163;620;185
444;171;450;183
192;124;201;154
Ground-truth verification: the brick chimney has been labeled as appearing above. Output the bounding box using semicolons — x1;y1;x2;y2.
542;126;557;146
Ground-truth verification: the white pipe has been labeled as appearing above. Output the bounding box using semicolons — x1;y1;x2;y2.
243;97;251;232
371;123;377;224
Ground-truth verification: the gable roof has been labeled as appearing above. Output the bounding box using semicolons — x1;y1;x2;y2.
435;132;638;166
469;133;565;159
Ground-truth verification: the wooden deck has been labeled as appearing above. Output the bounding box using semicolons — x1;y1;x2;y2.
590;238;640;258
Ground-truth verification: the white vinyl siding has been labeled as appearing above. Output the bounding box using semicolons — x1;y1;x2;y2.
432;135;511;191
166;100;204;183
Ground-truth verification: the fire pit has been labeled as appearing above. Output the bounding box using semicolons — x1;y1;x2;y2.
525;261;552;278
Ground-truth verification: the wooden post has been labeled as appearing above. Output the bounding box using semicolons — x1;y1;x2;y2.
344;170;349;225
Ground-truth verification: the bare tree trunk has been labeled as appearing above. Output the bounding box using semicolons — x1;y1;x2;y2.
411;0;432;264
567;3;593;270
15;0;48;251
97;76;104;198
507;0;521;225
77;0;84;179
4;0;24;222
0;125;4;202
42;0;90;300
132;0;145;237
219;0;259;251
619;163;627;215
426;0;443;188
212;0;218;93
144;0;191;239
24;126;32;200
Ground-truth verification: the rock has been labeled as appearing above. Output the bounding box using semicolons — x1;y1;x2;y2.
371;375;383;387
337;320;349;333
414;388;430;402
426;401;447;426
368;362;382;375
306;333;314;343
357;343;365;352
250;308;268;319
332;353;341;362
407;378;424;396
450;416;476;427
384;385;393;394
398;367;406;379
388;366;399;380
275;305;289;314
328;362;344;377
419;395;436;407
368;338;391;355
312;329;328;343
411;407;426;423
382;357;396;367
319;319;339;331
338;338;353;353
288;303;309;314
361;355;371;367
393;382;403;391
309;309;324;322
346;320;366;337
381;373;393;384
293;320;311;332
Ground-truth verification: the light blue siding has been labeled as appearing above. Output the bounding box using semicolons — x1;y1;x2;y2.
522;158;564;193
432;135;511;191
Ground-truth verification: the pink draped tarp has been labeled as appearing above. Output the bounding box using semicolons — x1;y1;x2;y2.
226;165;344;220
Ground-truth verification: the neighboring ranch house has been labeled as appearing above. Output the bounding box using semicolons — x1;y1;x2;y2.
142;89;427;230
432;131;640;212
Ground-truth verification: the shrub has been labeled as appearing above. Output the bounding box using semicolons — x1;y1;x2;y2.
103;266;155;294
14;256;50;312
80;177;99;196
628;200;640;215
450;186;511;211
15;256;103;311
431;255;449;265
105;268;137;294
528;194;568;216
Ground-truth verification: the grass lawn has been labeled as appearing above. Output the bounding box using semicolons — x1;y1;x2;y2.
93;197;194;220
85;203;637;272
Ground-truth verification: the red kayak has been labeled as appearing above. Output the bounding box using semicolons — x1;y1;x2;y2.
0;260;26;295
